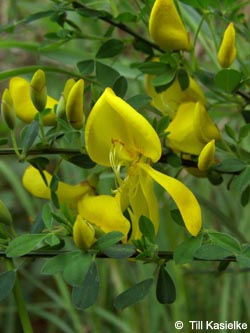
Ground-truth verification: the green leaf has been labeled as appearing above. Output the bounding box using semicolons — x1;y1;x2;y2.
177;68;189;90
156;115;170;134
174;234;203;264
114;278;154;310
21;120;40;153
28;157;50;170
139;216;156;243
166;153;182;167
96;39;124;58
133;39;153;56
72;261;99;309
67;154;96;169
95;61;120;88
225;124;237;141
115;12;137;23
214;69;242;93
51;191;59;209
44;233;61;247
126;94;151;109
6;234;48;257
95;231;124;251
0;271;16;301
207;169;224;185
156;266;176;304
239;124;250;141
50;174;59;192
194;244;233;260
241;185;250;206
138;62;168;75
42;203;53;230
113;76;128;98
0;138;8;145
236;246;250;267
23;10;54;23
102;244;136;259
231;167;250;192
214;158;246;172
208;231;241;253
63;252;92;286
151;68;176;87
170;209;185;227
76;6;110;18
77;60;95;75
41;251;80;275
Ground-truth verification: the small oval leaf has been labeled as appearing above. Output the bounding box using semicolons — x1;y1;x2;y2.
156;266;176;304
0;271;16;301
114;278;154;310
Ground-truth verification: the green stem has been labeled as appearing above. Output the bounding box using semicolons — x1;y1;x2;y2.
6;260;33;333
39;113;47;146
10;130;22;158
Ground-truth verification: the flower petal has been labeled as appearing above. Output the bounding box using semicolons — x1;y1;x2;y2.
9;77;57;125
118;166;159;240
166;102;220;155
139;163;202;236
217;22;236;68
198;139;216;171
146;73;206;118
193;102;221;143
77;195;130;239
22;165;92;205
73;214;96;250
149;0;191;51
85;88;161;166
66;79;84;129
166;102;205;154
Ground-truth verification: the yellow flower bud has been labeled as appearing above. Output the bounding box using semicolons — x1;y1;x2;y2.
0;200;13;226
9;77;57;125
149;0;191;51
30;69;47;112
1;89;16;129
198;139;216;171
217;22;236;68
66;79;84;130
73;214;96;250
56;78;76;118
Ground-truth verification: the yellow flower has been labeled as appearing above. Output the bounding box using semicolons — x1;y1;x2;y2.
9;76;57;125
146;73;206;118
77;195;130;240
217;22;236;68
30;69;47;112
85;88;202;237
56;78;76;118
198;139;216;171
22;165;93;206
66;79;84;129
1;88;16;130
166;102;220;155
73;214;96;250
149;0;191;51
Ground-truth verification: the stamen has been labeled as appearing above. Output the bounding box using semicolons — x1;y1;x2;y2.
109;139;125;187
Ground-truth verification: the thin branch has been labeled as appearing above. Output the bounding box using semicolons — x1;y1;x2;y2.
0;147;81;156
0;249;237;262
72;1;163;53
